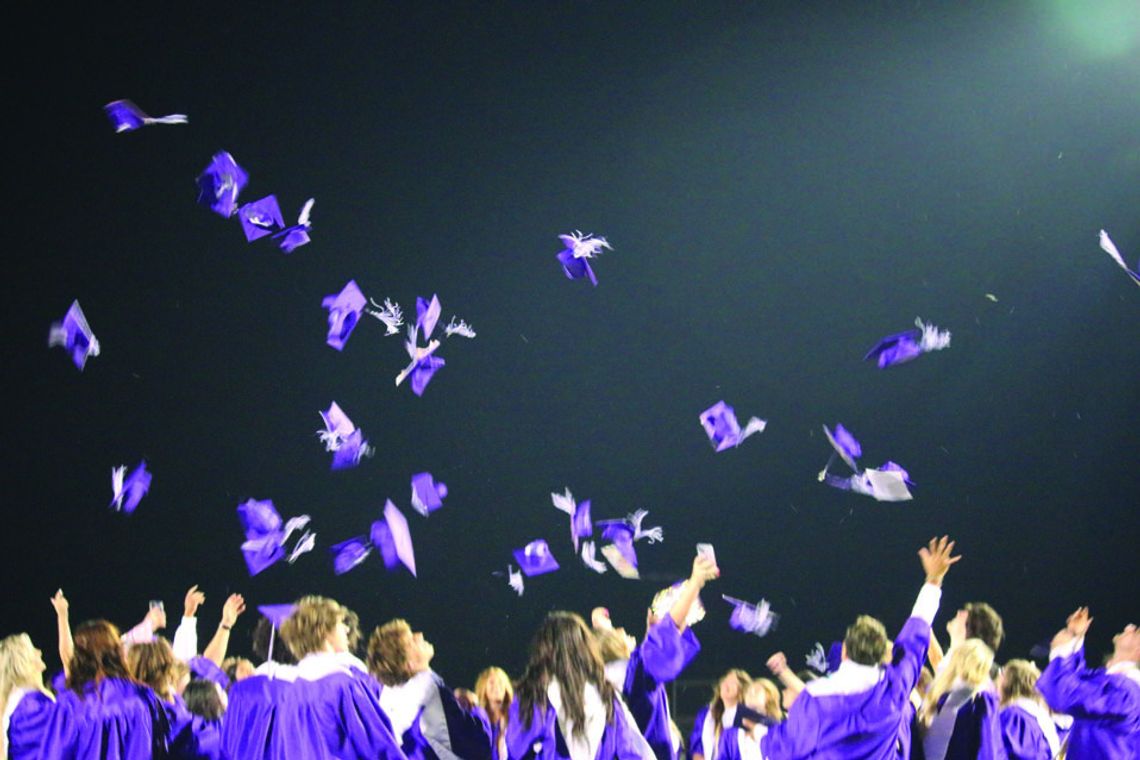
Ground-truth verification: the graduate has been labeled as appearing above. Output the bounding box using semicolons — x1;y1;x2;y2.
474;667;513;760
506;611;654;760
0;634;54;760
1037;607;1140;759
368;618;493;760
997;659;1061;760
692;670;751;760
36;620;170;759
599;554;717;760
757;536;960;760
275;596;407;760
918;639;1003;760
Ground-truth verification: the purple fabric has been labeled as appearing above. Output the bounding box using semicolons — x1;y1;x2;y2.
760;615;931;760
863;329;923;368
321;280;367;351
221;671;291;759
171;715;226;759
555;248;598;286
37;677;170;760
383;672;493;760
941;690;1004;760
999;705;1053;760
624;617;701;760
5;689;54;760
238;196;285;241
188;656;231;691
689;705;709;760
505;694;646;760
196;152;248;218
1037;648;1140;759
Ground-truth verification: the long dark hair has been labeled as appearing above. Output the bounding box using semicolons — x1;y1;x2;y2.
67;620;133;693
515;611;615;740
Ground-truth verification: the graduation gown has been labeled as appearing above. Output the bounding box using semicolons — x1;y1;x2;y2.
3;688;54;760
220;662;295;760
1037;643;1140;760
998;700;1060;760
620;618;700;760
759;583;941;760
378;669;493;760
505;681;650;760
36;677;170;760
921;688;1003;760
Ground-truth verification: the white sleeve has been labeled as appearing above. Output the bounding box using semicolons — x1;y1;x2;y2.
910;583;942;625
172;616;198;661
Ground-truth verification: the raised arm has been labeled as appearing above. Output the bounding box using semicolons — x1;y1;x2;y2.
669;555;719;630
765;652;806;694
122;603;166;647
203;593;245;665
51;589;73;676
1035;607;1131;719
172;584;206;661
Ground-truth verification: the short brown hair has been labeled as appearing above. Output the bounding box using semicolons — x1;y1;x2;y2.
367;619;415;686
279;596;345;658
964;602;1004;653
844;615;889;666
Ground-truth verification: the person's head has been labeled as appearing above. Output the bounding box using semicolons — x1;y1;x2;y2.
183;678;227;720
590;607;612;631
0;633;46;700
515;611;615;739
744;678;781;719
126;639;178;701
595;627;634;664
279;596;350;658
344;608;363;655
998;659;1041;706
1111;623;1140;665
475;666;513;720
251;617;296;665
367;619;434;687
222;656;255;685
716;668;751;706
843;615;889;667
68;620;132;692
963;603;1004;653
920;639;994;726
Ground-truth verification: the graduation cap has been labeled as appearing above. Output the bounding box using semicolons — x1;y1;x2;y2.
723;595;779;637
48;300;100;370
823;423;863;472
330;537;372;576
187;656;231;690
272;199;314;253
371;500;416;576
238;498;284;536
555;231;611;286
699;401;767;452
104;100;187;133
196;151;248;218
551;488;593;550
237;499;313;576
732;705;779;729
415;295;442;342
513;539;559;577
396;327;445;396
600;544;639;579
238;195;284;241
410;472;448;517
317;402;372;470
109;461;152;514
257;604;298;663
321;281;367;351
864;318;951;368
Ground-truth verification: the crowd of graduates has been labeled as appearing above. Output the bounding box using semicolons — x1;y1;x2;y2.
1;537;1137;759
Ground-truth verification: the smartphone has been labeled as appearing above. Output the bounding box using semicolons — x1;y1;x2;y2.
148;600;164;611
696;543;717;567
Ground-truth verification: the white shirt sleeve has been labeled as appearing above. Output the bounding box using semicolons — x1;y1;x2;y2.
910;583;942;625
172;616;198;661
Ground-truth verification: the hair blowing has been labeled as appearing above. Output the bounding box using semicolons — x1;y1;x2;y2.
515;611;615;740
67;620;134;693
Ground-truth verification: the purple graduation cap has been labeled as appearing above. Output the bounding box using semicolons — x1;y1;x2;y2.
410;472;448;517
396;327;445;396
1099;229;1140;287
823;423;863;472
238;195;285;241
513;539;559;577
863;317;951;368
238;497;284;536
272;199;314;254
551;488;593;550
237;498;314;576
321;280;367;351
723;595;779;637
242;534;285;576
822;465;914;502
555;231;612;286
599;520;638;568
48;300;100;370
317;402;372;470
109;461;152;514
257;603;297;663
196;151;248;218
371;500;416;576
329;537;372;575
699;401;767;452
415;295;442;342
104;100;187;133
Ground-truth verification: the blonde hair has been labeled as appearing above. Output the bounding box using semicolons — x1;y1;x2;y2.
920;639;994;727
710;669;752;740
475;666;513;725
595;628;633;664
279;596;346;658
745;678;782;720
0;634;48;710
999;659;1042;706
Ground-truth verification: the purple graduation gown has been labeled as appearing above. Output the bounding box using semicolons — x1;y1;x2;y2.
220;664;295;759
4;688;54;760
924;689;1003;760
378;670;493;760
689;706;709;760
760;615;931;760
998;704;1055;760
505;695;647;760
1037;647;1140;759
36;677;170;759
276;652;408;760
623;619;700;760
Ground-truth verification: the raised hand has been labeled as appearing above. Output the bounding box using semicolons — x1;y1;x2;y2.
766;651;788;677
918;535;961;587
183;584;206;618
221;594;246;628
51;589;69;618
690;554;719;588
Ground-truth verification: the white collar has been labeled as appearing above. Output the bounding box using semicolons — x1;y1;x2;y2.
295;651;369;681
1106;661;1140;684
805;660;883;697
1009;698;1061;755
548;678;606;760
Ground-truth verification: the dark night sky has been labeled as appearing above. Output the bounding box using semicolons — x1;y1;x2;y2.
4;1;1138;704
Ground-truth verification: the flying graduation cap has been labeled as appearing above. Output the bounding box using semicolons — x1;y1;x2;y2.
196;151;248;218
863;318;951;369
723;595;779;637
272;199;314;253
555;231;612;286
410;473;448;517
237;499;315;576
551;488;593;551
109;461;152;514
257;604;297;663
321;280;367;351
329;500;417;577
317;402;373;470
48;300;100;370
513;539;559;577
103;100;188;133
238;195;285;242
699;401;767;452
